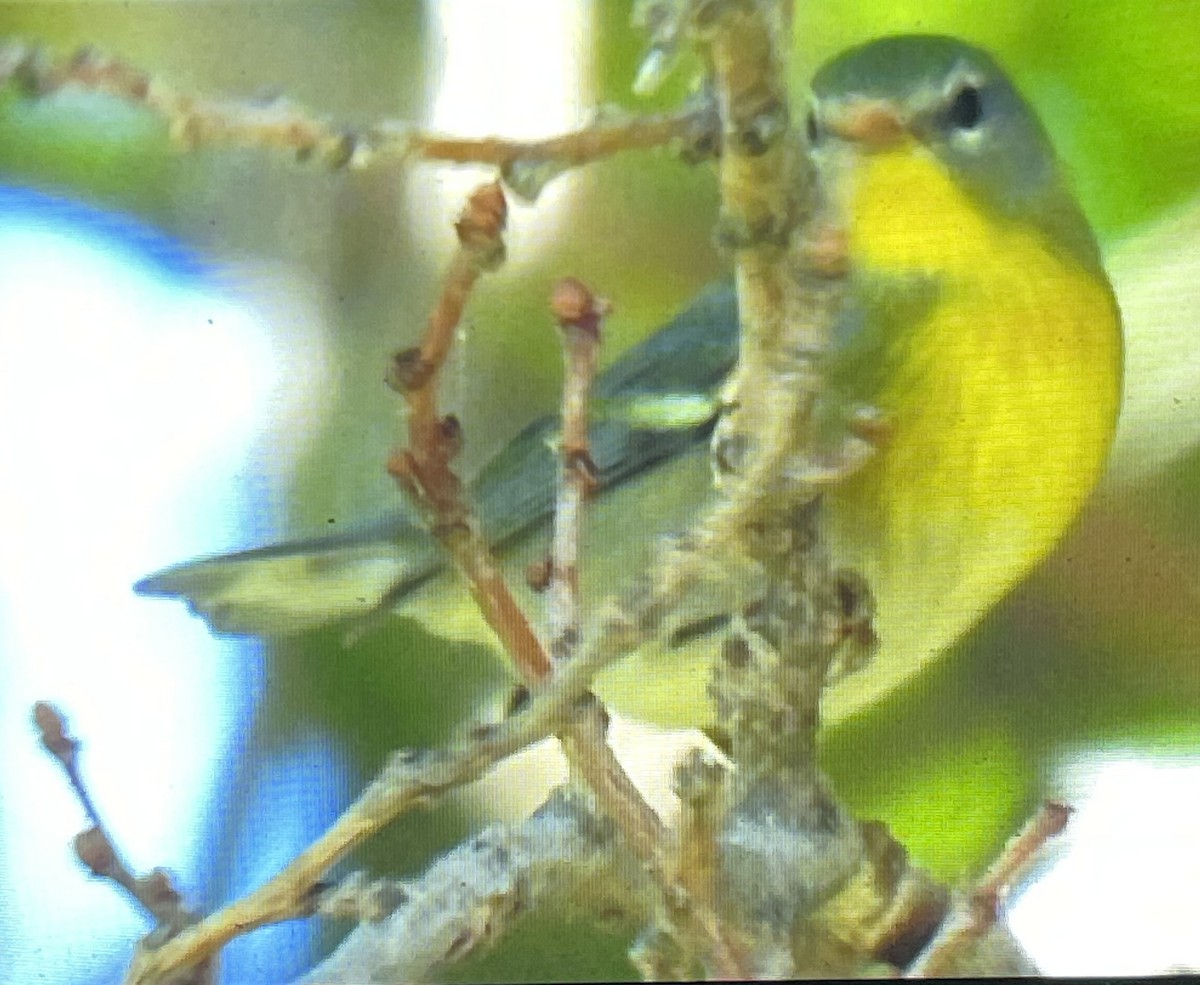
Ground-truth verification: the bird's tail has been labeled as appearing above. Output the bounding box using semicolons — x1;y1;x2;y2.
134;514;444;637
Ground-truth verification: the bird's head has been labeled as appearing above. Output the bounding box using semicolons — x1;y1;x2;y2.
807;35;1102;272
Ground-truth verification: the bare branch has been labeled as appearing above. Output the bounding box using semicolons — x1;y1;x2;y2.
33;703;211;985
383;200;746;975
295;788;651;984
545;277;608;658
123;679;591;984
0;41;717;198
684;0;855;569
32;703;195;931
907;801;1072;977
386;181;554;683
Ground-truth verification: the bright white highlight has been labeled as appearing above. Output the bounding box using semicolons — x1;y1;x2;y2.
407;0;593;263
472;712;728;830
1009;752;1200;976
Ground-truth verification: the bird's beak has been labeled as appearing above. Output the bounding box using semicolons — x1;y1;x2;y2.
825;98;907;149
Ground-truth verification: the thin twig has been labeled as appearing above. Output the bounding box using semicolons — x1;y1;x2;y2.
387;181;554;682
123;674;592;984
0;41;716;196
32;703;195;933
384;191;746;976
544;277;607;659
906;801;1072;978
33;701;102;827
295;788;652;985
540;277;749;978
33;703;211;985
409;111;708;167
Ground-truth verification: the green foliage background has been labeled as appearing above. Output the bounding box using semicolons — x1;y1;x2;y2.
2;2;1198;980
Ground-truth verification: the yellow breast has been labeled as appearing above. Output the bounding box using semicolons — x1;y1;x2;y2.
592;146;1121;730
820;146;1123;721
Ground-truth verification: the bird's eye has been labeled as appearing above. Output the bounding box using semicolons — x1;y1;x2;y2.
946;85;983;130
805;108;820;144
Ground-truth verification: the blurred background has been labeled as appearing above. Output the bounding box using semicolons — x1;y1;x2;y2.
0;2;1198;982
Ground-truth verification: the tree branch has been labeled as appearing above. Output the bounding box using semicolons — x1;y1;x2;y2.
32;702;212;985
0;41;717;199
907;801;1071;977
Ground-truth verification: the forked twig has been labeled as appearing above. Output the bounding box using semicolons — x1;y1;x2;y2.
382;186;746;977
386;182;555;682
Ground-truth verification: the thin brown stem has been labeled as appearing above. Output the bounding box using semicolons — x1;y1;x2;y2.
545;277;606;658
0;41;714;191
387;181;554;682
409;107;714;169
907;801;1072;978
124;674;593;984
388;211;747;974
32;703;195;932
541;277;747;978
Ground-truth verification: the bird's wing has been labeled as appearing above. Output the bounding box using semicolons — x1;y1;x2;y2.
472;283;739;545
135;284;741;638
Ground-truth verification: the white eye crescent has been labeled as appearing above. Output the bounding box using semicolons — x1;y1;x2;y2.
943;82;989;152
947;85;984;129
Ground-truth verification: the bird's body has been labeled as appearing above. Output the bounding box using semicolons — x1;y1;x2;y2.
821;143;1120;720
138;36;1122;728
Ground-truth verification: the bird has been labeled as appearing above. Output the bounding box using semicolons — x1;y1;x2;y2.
136;35;1123;729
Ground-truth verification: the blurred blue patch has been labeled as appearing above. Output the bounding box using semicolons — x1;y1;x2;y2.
0;184;290;985
0;182;206;281
216;731;351;985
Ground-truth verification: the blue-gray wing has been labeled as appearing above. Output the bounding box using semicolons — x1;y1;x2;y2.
135;283;739;636
472;282;739;545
